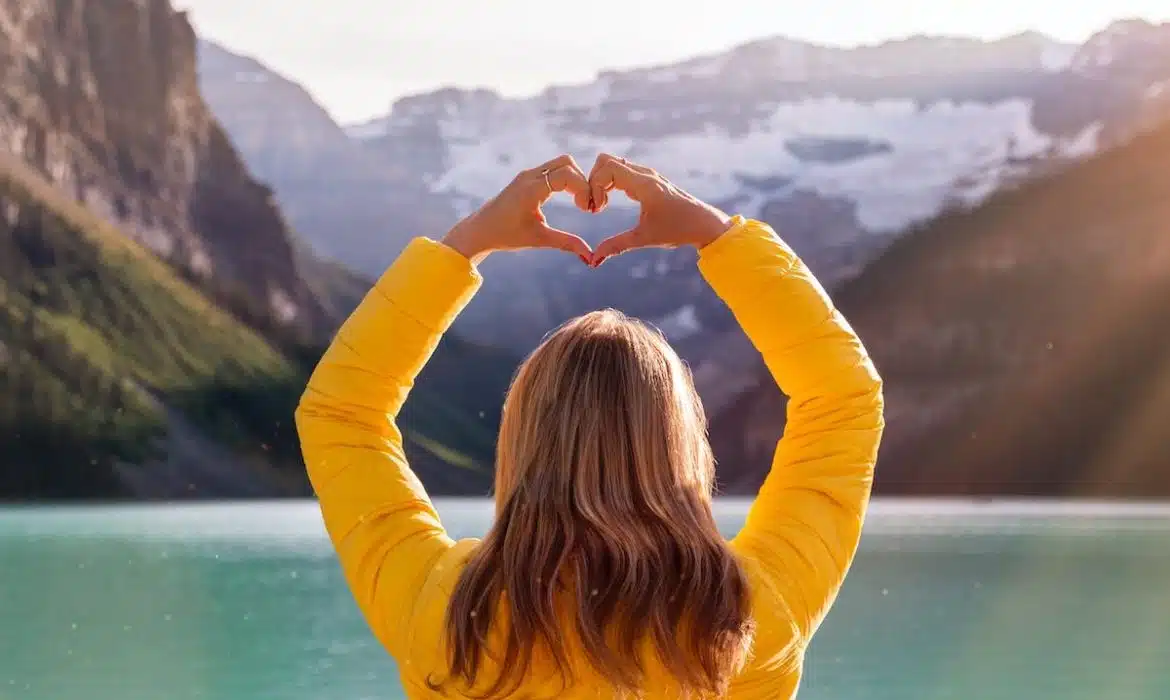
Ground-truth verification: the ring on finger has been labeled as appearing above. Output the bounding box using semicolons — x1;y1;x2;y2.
540;168;553;194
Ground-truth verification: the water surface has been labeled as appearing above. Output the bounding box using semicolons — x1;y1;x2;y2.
2;499;1169;700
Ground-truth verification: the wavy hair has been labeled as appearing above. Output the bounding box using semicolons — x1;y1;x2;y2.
438;309;755;698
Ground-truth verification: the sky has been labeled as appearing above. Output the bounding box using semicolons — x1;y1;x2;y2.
174;0;1170;125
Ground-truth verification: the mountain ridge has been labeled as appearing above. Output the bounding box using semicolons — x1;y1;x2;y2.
343;28;1075;134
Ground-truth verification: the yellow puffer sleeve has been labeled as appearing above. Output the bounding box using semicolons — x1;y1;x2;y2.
294;237;482;659
698;217;885;646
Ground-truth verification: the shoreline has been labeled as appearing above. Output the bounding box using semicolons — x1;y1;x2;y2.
2;498;1169;542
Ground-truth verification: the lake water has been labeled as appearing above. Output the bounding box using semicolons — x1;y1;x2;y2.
2;499;1169;700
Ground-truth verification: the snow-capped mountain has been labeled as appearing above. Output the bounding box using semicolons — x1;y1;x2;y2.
350;32;1082;236
200;20;1170;410
346;24;1166;241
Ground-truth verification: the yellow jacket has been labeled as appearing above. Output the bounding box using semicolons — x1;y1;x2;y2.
295;217;885;698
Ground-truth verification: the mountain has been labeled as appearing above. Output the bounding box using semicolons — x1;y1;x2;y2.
196;40;455;272
0;0;332;342
0;0;519;500
0;0;329;499
203;21;1170;416
711;116;1170;498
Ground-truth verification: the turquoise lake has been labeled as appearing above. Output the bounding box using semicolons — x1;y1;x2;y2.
2;499;1169;699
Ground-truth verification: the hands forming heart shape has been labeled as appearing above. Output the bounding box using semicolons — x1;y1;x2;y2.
441;153;734;267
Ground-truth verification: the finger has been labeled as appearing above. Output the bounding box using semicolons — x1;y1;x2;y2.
588;154;652;210
538;225;592;259
519;155;590;210
587;153;636;201
616;157;657;177
542;162;591;211
591;228;642;264
619;157;677;188
531;153;579;174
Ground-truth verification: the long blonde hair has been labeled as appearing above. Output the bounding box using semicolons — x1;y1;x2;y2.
440;309;755;698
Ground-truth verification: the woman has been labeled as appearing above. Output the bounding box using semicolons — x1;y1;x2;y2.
295;153;884;699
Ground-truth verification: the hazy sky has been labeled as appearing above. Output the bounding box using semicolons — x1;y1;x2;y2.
174;0;1170;124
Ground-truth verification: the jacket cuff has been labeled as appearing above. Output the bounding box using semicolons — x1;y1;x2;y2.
697;217;798;298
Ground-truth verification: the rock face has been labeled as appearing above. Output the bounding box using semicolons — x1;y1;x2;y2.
712;118;1170;498
0;0;328;337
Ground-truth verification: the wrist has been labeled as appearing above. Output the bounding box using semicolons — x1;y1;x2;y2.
441;227;491;266
692;205;735;250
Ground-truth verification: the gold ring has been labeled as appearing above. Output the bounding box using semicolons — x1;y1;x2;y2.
541;168;552;193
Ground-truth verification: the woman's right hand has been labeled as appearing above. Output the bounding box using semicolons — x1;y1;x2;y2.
587;153;735;266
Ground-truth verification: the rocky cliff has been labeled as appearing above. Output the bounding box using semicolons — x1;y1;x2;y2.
0;0;330;339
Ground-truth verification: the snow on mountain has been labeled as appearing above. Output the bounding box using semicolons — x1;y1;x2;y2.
359;27;1162;246
423;93;1100;234
347;30;1165;245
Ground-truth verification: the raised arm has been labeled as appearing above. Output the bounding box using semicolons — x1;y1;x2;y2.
294;155;593;660
698;218;885;643
294;238;480;658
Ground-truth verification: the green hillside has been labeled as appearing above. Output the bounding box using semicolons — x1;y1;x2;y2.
0;152;524;499
0;153;311;498
398;333;520;495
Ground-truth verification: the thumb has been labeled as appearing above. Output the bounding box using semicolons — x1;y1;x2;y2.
539;225;592;259
591;228;642;265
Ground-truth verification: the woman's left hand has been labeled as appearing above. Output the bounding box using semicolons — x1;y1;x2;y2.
442;154;594;265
